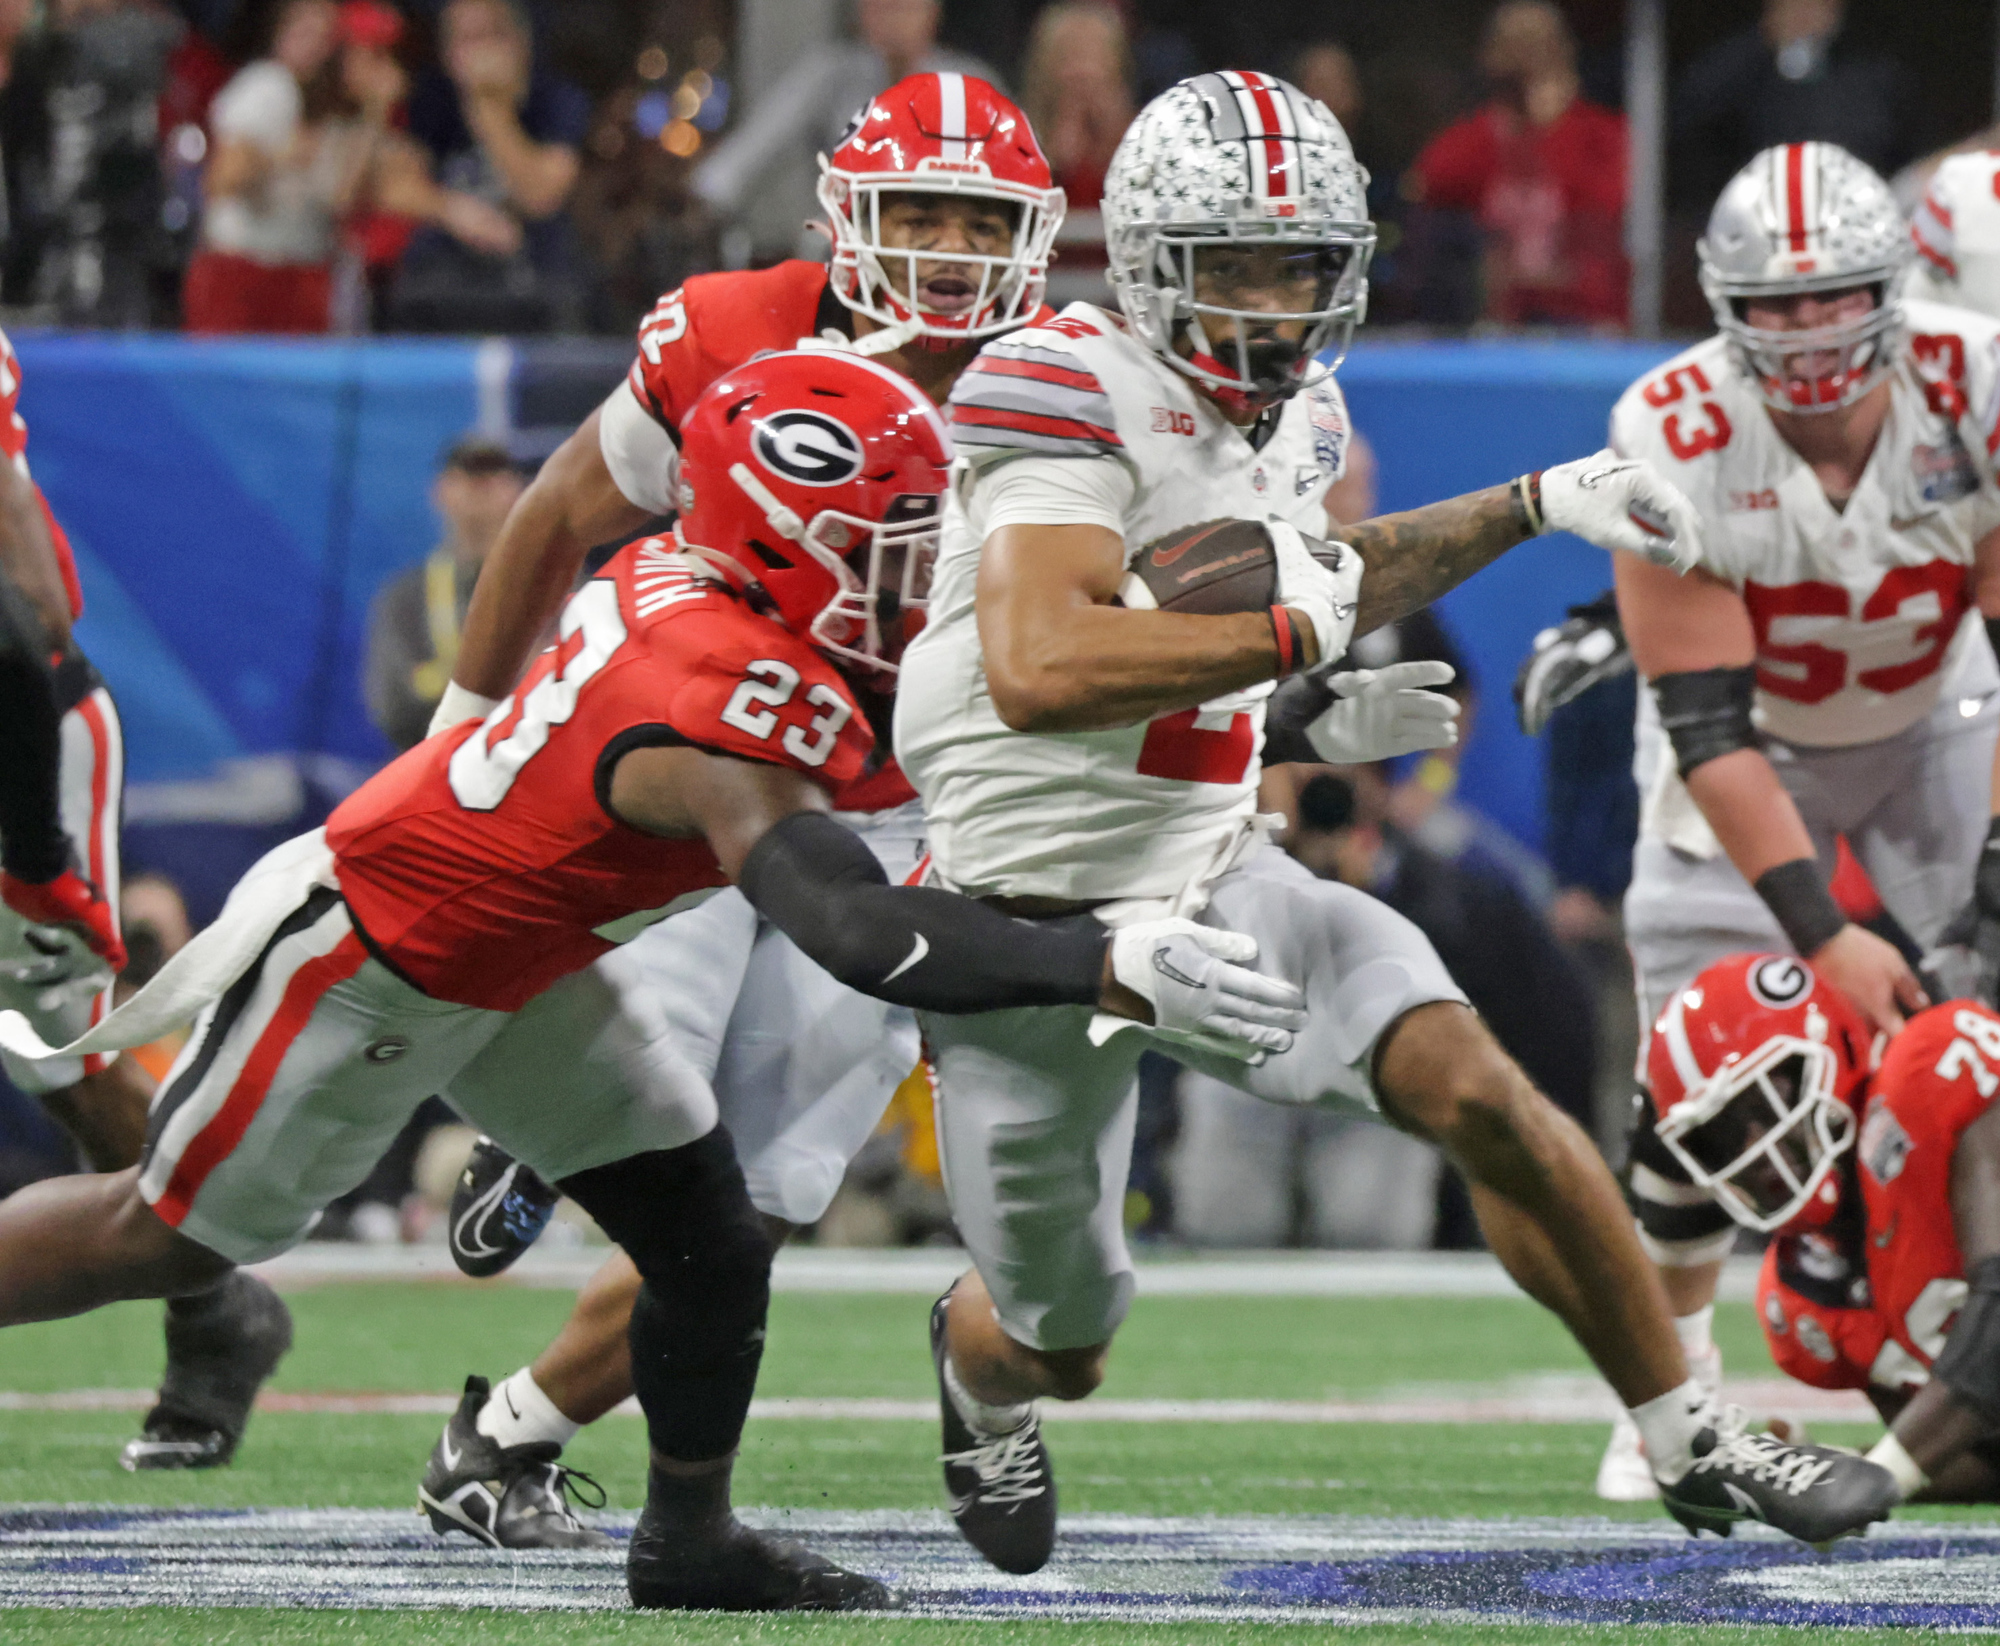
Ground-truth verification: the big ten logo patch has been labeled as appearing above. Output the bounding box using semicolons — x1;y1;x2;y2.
1150;407;1196;436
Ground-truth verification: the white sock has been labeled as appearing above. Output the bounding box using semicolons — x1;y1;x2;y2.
475;1367;581;1452
1673;1304;1715;1360
1865;1432;1929;1501
942;1356;1031;1439
1629;1376;1715;1485
1674;1306;1723;1394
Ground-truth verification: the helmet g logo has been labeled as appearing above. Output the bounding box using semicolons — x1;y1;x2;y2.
752;410;865;487
1748;956;1811;1009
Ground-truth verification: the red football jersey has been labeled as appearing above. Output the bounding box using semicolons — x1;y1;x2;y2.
1755;1000;2000;1398
1853;1000;1998;1387
328;539;877;1011
0;329;84;621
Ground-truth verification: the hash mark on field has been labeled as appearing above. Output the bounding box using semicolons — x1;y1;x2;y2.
0;1378;1877;1424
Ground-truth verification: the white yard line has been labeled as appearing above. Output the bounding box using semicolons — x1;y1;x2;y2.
248;1243;1770;1301
0;1377;1876;1424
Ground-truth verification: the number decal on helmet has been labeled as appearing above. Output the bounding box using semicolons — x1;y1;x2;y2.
1747;955;1812;1009
751;411;865;487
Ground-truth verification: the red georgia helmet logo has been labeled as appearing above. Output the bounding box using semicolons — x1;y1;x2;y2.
751;410;865;487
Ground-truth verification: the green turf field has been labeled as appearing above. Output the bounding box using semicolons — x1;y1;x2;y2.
5;1280;1995;1641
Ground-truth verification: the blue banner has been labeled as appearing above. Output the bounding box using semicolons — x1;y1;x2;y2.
14;332;1680;915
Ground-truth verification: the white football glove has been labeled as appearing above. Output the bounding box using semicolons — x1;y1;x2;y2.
426;680;501;740
1536;450;1704;574
1305;660;1460;764
1269;518;1361;666
1108;919;1305;1060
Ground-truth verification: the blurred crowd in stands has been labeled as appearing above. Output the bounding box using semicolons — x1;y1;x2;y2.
0;0;1976;338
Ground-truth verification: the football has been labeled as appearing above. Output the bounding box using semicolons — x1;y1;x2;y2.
1118;517;1349;615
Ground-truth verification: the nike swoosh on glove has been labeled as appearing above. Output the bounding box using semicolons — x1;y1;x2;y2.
1109;919;1305;1060
1539;450;1704;573
1306;660;1460;764
1269;518;1361;665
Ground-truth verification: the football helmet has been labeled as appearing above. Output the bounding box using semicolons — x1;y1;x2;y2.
1698;142;1908;415
1103;71;1374;412
673;350;950;673
1646;953;1872;1233
819;72;1066;345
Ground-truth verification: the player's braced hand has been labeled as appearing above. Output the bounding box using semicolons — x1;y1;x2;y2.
1108;919;1305;1061
1538;450;1704;574
1305;660;1460;764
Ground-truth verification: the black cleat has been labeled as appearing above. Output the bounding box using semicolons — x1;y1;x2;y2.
448;1137;560;1278
1662;1419;1901;1543
628;1459;894;1611
122;1271;293;1470
932;1292;1057;1574
419;1376;613;1549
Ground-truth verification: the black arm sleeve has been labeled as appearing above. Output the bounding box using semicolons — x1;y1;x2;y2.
1653;665;1757;780
0;572;70;882
736;811;1109;1013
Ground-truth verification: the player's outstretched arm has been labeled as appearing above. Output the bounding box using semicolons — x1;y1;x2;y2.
1346;453;1702;639
1873;1103;2000;1501
606;744;1305;1048
1615;549;1922;1036
444;407;652;717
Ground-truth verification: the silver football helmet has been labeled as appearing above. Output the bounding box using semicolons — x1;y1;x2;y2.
1698;142;1909;415
1103;71;1375;411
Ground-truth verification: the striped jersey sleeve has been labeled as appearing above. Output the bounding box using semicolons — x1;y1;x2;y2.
947;334;1125;461
1621;1109;1737;1267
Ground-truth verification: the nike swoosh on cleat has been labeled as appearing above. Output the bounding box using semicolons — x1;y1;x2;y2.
440;1432;463;1471
882;933;929;983
504;1388;521;1421
1722;1483;1762;1519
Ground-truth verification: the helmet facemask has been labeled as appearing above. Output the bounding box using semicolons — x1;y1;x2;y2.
725;461;938;675
1114;219;1373;412
1656;1036;1856;1233
820;166;1065;343
1706;276;1904;416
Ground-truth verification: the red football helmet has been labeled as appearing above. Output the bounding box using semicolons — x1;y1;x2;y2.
1646;953;1873;1233
819;71;1066;343
673;349;950;673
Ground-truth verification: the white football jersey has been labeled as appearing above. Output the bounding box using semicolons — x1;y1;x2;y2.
1610;299;2000;749
1910;152;2000;320
895;303;1350;902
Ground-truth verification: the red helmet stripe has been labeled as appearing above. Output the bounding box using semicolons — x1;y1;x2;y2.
1785;143;1809;254
1220;70;1294;202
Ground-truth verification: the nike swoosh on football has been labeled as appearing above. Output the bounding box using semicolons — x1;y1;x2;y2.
882;933;929;983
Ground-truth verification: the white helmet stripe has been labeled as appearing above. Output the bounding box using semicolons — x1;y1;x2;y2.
936;72;967;162
1658;989;1706;1097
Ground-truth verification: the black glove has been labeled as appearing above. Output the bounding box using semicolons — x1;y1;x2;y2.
1513;590;1632;736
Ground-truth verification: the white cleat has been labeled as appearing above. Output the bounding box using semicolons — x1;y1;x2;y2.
1595;1409;1661;1501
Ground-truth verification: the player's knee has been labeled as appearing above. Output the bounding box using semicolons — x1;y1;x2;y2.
97;1169;233;1295
1375;1002;1534;1150
559;1128;775;1306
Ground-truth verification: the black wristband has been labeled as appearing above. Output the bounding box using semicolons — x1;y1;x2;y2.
1752;858;1847;959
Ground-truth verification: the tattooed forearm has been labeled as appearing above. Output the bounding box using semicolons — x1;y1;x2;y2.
1340;484;1532;640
